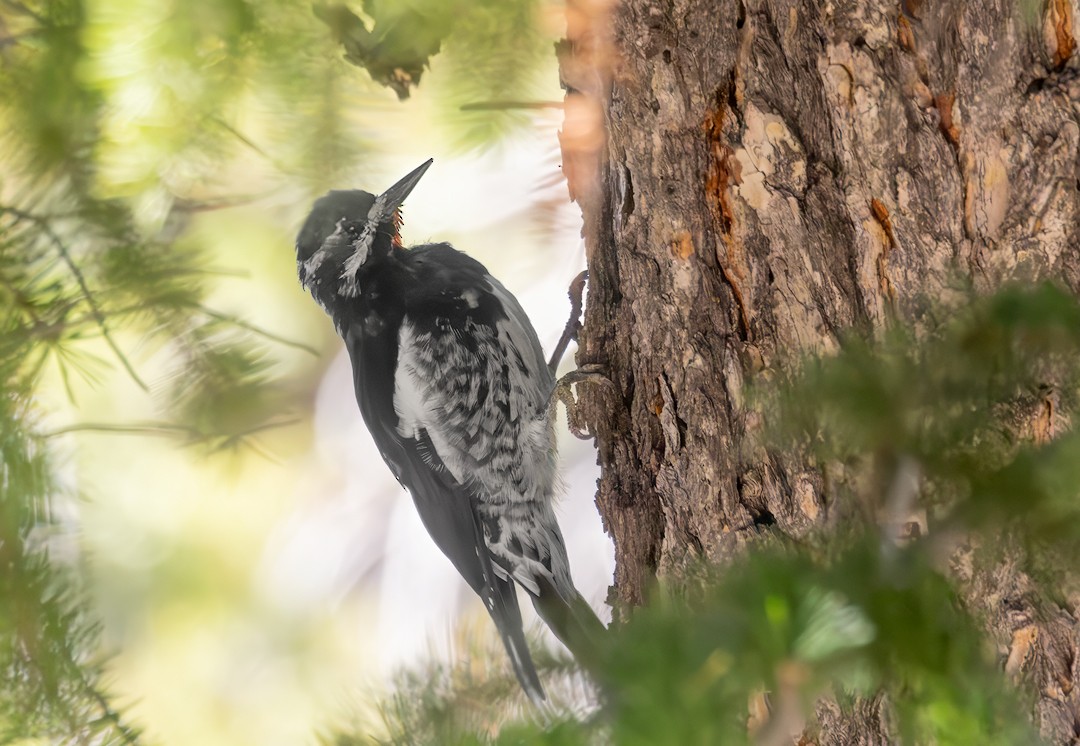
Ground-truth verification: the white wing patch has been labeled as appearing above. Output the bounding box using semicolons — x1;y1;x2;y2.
392;320;471;485
393;321;426;441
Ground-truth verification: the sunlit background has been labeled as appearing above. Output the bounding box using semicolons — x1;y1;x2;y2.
4;0;613;743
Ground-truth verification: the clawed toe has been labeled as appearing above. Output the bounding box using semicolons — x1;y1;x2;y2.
549;365;615;439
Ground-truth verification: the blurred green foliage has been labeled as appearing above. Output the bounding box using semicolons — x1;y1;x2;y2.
349;284;1080;744
316;0;551;145
364;633;590;746
770;283;1080;566
1;0;555;741
1;397;142;744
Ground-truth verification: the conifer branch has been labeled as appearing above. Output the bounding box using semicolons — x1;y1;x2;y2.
0;207;149;392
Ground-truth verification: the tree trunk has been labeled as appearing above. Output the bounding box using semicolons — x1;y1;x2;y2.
560;0;1080;740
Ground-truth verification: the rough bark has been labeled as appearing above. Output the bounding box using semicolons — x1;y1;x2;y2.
561;0;1080;740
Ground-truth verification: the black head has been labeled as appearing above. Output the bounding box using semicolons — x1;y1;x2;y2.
296;189;376;266
296;159;433;292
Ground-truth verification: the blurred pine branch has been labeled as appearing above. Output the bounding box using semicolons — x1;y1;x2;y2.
0;0;425;739
317;0;554;149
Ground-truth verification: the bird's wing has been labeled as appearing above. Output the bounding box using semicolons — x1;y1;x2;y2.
482;274;554;407
392;277;575;599
391;297;605;671
394;274;554;485
343;320;545;702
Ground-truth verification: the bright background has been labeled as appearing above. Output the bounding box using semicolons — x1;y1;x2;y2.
19;2;615;743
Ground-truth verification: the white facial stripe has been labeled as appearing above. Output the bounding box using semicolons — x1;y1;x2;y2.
341;192;392;280
367;192;389;223
341;235;371;278
301;249;328;280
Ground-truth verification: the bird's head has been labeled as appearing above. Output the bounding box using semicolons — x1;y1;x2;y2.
296;159;432;296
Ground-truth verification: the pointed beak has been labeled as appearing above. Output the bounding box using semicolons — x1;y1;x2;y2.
379;158;433;213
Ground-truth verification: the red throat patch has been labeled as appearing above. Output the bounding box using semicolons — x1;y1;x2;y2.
391;208;404;248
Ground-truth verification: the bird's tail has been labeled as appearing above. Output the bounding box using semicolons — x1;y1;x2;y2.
530;576;608;674
488;574;546;704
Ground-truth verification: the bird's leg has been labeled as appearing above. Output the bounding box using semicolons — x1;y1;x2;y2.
547;270;588;375
548;363;614;439
547;273;605;438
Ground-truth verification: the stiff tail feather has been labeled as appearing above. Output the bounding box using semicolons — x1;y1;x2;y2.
487;574;546;704
530;576;608;674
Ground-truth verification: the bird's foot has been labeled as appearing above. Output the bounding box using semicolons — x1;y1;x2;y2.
549;363;614;439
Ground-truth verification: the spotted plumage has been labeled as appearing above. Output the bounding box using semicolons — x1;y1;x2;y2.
295;160;604;702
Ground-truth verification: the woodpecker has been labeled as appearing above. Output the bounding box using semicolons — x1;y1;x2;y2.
296;160;604;702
